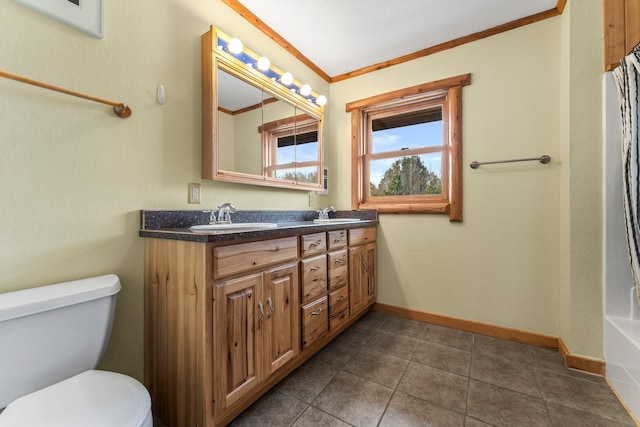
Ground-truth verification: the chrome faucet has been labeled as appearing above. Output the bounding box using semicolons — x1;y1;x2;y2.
216;202;237;223
318;206;336;220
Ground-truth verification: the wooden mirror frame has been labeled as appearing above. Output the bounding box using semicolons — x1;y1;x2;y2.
201;26;325;191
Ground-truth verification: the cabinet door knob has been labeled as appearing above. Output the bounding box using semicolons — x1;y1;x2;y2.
257;301;265;325
310;240;322;248
266;297;274;319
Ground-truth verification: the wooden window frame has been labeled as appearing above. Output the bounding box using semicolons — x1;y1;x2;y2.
346;73;470;222
260;115;321;182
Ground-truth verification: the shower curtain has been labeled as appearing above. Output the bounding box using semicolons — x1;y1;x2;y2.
613;42;640;307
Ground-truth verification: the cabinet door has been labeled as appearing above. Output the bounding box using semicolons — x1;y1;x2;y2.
263;263;300;376
349;245;367;316
365;242;377;304
214;273;263;414
349;242;377;316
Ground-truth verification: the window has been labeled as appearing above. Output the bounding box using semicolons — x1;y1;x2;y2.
261;114;321;184
346;74;470;221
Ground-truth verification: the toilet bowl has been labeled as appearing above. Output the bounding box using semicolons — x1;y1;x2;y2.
0;275;152;427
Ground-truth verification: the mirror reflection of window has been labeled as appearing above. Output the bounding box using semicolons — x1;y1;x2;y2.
260;110;320;184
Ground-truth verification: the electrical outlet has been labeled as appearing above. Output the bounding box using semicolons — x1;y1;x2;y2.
188;183;201;204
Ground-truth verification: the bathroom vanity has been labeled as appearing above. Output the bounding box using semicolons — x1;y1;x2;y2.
139;210;377;427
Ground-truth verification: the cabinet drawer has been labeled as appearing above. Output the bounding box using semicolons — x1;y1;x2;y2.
329;286;349;315
300;255;327;304
348;227;376;246
327;249;348;292
330;309;349;331
327;230;347;250
213;237;297;279
301;297;328;348
300;232;326;257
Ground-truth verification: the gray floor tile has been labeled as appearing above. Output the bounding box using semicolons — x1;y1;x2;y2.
275;359;338;402
397;361;469;413
424;323;474;351
464;417;495;427
467;380;551;427
528;346;607;384
470;353;541;398
332;320;377;347
344;347;409;388
227;313;635;427
537;369;635;425
365;329;419;359
291;406;351;427
547;401;636;427
473;334;532;364
413;339;472;376
379;390;465;427
312;338;360;367
312;371;394;427
356;310;392;329
380;316;430;339
227;389;307;427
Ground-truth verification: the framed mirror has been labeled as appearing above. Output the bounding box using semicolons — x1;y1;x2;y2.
201;26;325;191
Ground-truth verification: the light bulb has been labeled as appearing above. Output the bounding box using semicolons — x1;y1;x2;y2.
227;38;243;54
257;56;271;71
300;84;312;96
280;72;293;86
316;95;327;106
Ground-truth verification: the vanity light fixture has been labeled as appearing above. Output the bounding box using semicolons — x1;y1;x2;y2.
216;28;327;108
300;84;312;96
227;37;243;54
280;72;294;86
257;56;271;71
316;95;327;106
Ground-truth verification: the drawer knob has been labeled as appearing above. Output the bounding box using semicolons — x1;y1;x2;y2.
310;265;321;272
335;296;345;302
311;308;323;316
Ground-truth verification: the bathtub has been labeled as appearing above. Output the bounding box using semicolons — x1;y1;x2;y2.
603;71;640;420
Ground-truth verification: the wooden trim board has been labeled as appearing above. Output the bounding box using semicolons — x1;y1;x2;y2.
373;302;605;375
221;0;566;82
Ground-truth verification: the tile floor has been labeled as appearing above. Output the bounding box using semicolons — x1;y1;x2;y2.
157;311;639;427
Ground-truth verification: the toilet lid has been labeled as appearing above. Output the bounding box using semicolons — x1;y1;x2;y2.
0;370;151;427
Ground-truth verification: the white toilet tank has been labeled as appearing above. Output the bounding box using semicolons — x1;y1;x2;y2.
0;274;121;408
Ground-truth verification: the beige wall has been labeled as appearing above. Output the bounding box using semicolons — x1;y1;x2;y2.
558;0;604;358
329;18;563;337
0;0;328;381
0;0;605;387
328;1;603;359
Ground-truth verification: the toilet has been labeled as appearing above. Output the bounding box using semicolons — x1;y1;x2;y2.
0;274;152;427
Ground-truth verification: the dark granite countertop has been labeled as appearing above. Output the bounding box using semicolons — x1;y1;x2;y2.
139;209;378;243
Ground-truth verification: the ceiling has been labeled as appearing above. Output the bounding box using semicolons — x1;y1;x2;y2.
223;0;564;82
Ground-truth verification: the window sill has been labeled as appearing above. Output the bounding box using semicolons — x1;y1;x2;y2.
357;201;449;215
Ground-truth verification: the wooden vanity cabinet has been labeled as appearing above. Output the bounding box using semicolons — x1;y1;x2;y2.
143;225;377;427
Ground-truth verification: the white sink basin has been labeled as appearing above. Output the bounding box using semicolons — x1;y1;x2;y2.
189;222;278;232
313;218;361;224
